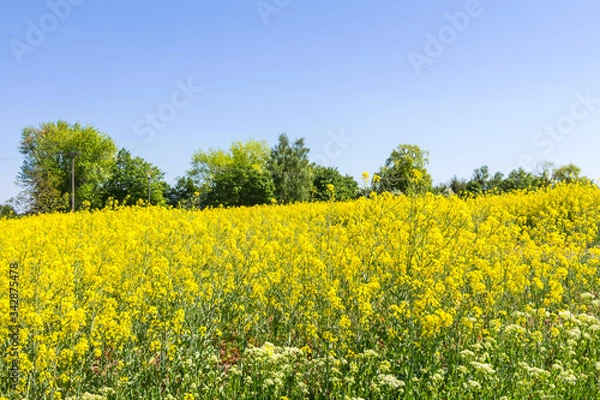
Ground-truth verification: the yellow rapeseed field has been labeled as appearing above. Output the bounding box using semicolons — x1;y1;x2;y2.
2;183;600;399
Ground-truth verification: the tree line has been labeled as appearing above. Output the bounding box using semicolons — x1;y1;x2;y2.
1;120;592;216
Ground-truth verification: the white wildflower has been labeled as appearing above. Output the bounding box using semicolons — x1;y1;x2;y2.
558;310;574;319
580;292;594;301
460;349;475;359
471;361;496;375
551;363;564;372
378;374;405;389
566;327;581;340
457;365;469;375
362;349;379;358
464;380;481;390
559;370;577;385
504;324;526;334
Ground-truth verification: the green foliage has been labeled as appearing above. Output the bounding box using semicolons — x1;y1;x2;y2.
188;140;269;189
165;176;201;208
552;163;586;184
188;140;275;207
269;133;313;203
488;171;506;192
376;144;433;195
437;162;591;198
18;121;117;212
205;165;275;207
448;176;467;196
534;161;555;187
25;170;70;213
500;168;537;192
462;166;504;195
13;119;595;212
470;165;490;192
311;165;359;201
0;203;16;219
103;148;167;206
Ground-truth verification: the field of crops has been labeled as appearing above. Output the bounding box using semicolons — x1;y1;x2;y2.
2;183;600;399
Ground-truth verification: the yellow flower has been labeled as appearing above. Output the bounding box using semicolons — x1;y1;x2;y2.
411;168;423;183
0;182;599;396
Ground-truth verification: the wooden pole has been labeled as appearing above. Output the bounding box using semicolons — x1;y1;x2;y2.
147;172;151;206
71;154;75;212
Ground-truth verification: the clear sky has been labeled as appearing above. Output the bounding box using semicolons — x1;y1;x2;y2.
1;1;599;203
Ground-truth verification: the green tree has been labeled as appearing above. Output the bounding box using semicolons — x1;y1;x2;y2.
534;161;555;187
165;176;200;208
376;144;433;194
469;165;490;193
311;165;358;201
103;148;167;206
488;171;505;193
0;203;16;219
501;168;536;192
552;163;585;183
449;176;468;196
269;133;313;203
188;140;275;207
205;166;275;207
465;179;483;195
22;170;70;213
18;121;117;212
466;165;505;195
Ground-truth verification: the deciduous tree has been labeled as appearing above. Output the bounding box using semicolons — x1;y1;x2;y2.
269;133;312;203
18;121;117;212
376;144;433;194
312;165;358;201
188;140;275;207
103;148;167;206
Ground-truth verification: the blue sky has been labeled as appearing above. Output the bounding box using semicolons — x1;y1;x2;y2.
1;0;599;203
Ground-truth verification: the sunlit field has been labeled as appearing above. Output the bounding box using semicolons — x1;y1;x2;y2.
2;183;600;399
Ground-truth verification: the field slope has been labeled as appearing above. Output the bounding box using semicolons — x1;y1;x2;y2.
2;183;600;399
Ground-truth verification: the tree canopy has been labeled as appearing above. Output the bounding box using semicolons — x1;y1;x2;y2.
312;166;359;201
435;162;592;197
269;133;313;204
165;176;200;208
188;140;275;207
552;163;586;184
102;148;167;206
18;121;117;212
376;144;433;194
9;120;595;214
0;203;16;219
